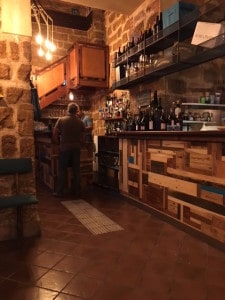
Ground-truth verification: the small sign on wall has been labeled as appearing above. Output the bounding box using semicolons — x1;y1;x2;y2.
191;21;224;48
135;90;150;107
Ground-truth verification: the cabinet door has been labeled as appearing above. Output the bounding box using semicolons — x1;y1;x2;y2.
67;43;109;89
67;46;79;87
80;44;106;80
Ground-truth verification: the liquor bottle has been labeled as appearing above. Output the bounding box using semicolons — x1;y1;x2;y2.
154;98;163;131
175;99;181;119
140;111;146;131
135;115;140;131
131;117;136;131
151;90;159;109
118;47;122;57
160;109;167;131
153;15;160;40
146;26;153;39
167;107;176;130
130;37;135;48
144;110;149;131
148;107;154;131
158;12;163;31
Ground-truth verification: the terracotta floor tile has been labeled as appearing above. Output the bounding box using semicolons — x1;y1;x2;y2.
9;264;49;284
170;279;207;300
36;269;74;291
32;251;65;268
0;280;58;300
174;263;206;283
91;281;133;300
62;273;103;299
207;283;225;300
53;255;89;274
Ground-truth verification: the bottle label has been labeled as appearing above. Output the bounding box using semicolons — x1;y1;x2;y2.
149;120;153;130
161;123;166;130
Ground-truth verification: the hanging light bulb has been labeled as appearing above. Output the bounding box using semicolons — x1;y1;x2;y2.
31;2;56;61
45;51;52;61
49;41;56;52
45;38;51;49
38;46;44;57
36;33;43;45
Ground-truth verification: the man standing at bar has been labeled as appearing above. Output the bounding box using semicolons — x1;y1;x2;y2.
52;103;85;198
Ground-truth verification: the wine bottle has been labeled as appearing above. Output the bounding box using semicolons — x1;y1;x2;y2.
151;90;159;109
130;37;135;48
148;106;154;131
118;47;122;57
158;12;163;31
154;98;163;131
153;15;160;40
175;99;181;119
160;109;167;131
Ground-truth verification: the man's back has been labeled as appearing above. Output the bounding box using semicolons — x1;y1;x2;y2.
53;112;85;151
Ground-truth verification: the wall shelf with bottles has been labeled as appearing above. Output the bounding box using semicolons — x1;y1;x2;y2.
181;103;225;109
114;9;199;67
182;120;216;124
112;0;225;90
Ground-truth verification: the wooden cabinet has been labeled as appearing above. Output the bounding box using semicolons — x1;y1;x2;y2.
67;42;109;89
95;136;119;190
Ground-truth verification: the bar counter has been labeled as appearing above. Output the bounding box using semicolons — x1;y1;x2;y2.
34;130;93;192
117;130;225;246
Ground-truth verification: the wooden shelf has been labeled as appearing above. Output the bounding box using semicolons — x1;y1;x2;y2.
182;103;225;108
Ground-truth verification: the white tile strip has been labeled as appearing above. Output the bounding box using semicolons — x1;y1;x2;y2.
61;200;124;235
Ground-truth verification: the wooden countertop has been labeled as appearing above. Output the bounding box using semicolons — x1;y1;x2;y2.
116;130;225;142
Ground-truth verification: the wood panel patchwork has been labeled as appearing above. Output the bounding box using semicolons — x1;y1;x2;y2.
149;172;198;197
128;185;139;198
165;196;181;219
189;152;212;171
151;161;165;174
119;137;225;244
142;184;164;211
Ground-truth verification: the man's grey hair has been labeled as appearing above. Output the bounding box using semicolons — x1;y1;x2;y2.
67;103;78;115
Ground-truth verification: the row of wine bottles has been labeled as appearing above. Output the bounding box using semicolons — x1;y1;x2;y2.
126;91;183;132
115;12;163;60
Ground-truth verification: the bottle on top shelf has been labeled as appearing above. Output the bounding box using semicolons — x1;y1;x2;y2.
151;90;159;109
153;97;163;131
118;47;122;57
148;106;154;131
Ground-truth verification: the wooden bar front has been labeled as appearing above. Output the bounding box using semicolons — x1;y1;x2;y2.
118;130;225;245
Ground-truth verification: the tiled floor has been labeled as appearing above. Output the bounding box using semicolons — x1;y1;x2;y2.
0;183;225;300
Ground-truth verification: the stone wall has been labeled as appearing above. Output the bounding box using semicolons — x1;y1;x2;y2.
0;32;41;240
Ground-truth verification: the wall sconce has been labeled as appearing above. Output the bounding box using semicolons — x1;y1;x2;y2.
31;0;56;61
